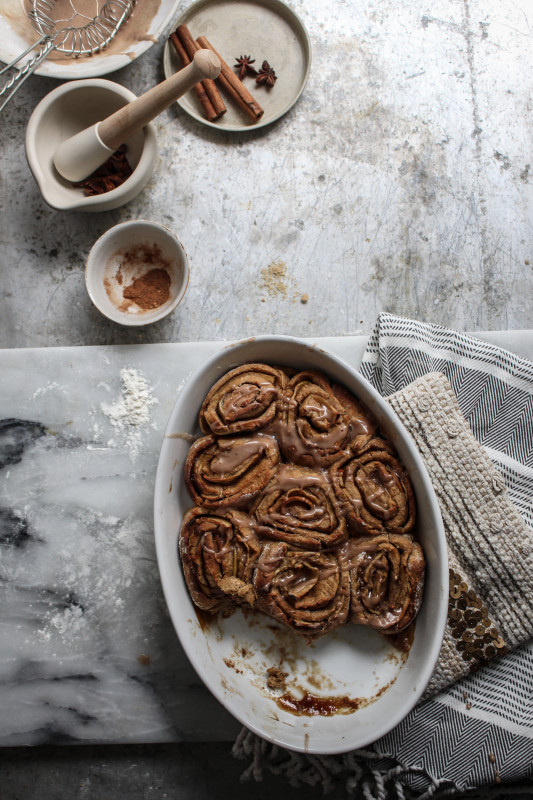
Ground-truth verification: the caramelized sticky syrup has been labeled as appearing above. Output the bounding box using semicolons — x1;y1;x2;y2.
276;691;360;716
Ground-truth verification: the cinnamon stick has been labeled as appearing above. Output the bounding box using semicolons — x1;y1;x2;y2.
169;32;219;122
175;25;226;118
196;34;264;122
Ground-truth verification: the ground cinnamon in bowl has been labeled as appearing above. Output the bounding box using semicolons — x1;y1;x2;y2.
86;220;190;326
104;242;173;314
122;267;171;310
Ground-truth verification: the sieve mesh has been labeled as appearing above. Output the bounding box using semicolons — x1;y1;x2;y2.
29;0;135;56
0;0;135;111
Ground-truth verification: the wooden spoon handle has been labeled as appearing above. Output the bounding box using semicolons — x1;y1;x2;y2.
98;49;220;150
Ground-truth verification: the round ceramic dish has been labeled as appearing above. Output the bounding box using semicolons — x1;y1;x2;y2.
153;336;448;755
85;220;190;325
163;0;312;131
0;0;181;79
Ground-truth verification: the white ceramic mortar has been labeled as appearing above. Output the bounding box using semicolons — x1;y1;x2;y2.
25;79;158;212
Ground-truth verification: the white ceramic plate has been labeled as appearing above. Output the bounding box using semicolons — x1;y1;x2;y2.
0;0;181;79
163;0;311;130
154;336;448;754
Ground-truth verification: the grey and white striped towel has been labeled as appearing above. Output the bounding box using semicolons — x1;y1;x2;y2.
233;313;533;798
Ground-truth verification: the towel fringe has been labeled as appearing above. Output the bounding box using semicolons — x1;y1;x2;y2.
231;730;455;798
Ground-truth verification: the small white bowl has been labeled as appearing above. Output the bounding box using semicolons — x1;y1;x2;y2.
86;220;190;326
25;79;157;212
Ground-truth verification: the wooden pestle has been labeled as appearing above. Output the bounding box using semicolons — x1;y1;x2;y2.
53;49;220;183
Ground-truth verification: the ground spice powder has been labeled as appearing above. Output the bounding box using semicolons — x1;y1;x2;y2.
104;242;174;313
122;268;171;310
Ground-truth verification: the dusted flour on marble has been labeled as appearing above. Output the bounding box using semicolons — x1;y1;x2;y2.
100;368;159;461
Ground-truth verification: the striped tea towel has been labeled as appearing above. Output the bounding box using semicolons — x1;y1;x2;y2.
233;314;533;798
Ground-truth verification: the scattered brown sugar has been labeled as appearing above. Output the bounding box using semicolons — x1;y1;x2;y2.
260;260;289;297
266;666;289;690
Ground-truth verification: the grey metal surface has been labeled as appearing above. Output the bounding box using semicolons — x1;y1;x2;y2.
1;0;532;352
1;0;532;795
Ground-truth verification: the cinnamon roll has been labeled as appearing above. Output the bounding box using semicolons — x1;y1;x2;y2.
185;433;280;509
277;370;375;468
254;543;350;636
330;438;416;536
252;539;288;595
179;507;261;612
179;361;424;644
342;534;425;634
199;363;288;436
251;464;348;550
331;382;378;454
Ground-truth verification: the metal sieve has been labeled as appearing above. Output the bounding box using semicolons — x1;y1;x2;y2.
0;0;135;112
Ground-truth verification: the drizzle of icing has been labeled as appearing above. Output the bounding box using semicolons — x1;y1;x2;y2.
262;463;329;492
208;434;276;474
218;381;277;421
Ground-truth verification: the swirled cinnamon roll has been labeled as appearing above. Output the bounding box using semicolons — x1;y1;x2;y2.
185;433;280;509
254;543;350;636
199;363;288;436
251;539;288;595
331;382;378;454
179;507;261;612
178;361;425;642
342;534;425;634
251;464;348;550
276;371;376;468
329;438;416;536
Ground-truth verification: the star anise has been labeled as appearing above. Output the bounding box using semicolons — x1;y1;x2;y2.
234;55;257;80
72;144;132;196
255;60;277;88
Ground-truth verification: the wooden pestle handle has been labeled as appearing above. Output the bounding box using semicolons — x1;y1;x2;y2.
98;49;220;151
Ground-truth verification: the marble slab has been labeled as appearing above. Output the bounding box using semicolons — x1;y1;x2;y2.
1;333;531;746
0;336;367;746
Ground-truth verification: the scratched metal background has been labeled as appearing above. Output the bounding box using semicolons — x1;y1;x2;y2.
0;0;532;797
1;0;531;350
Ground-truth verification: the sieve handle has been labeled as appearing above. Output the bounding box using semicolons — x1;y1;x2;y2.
0;38;54;114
